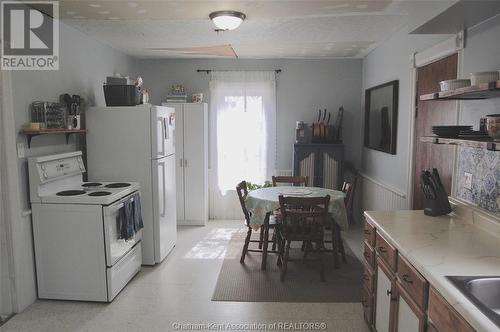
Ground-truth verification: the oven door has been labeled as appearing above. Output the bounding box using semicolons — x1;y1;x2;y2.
103;192;143;267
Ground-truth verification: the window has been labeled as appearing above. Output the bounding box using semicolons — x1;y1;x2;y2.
209;71;276;194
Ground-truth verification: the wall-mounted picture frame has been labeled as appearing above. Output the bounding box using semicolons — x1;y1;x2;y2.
364;80;399;154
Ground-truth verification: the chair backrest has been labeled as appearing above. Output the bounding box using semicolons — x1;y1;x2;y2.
278;195;330;240
236;181;250;224
272;176;309;187
342;182;353;203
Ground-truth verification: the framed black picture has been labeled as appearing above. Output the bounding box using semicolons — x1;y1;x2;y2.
364;80;399;154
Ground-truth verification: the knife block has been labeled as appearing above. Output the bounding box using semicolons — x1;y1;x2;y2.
423;186;452;217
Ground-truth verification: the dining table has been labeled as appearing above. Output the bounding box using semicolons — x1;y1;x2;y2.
245;186;348;269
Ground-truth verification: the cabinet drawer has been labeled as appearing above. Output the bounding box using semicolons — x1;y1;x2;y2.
362;265;374;294
363;241;375;269
376;233;397;272
397;254;428;310
429;288;474;332
362;287;374;326
363;220;376;247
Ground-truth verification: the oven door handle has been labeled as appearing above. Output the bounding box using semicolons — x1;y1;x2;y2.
104;194;138;216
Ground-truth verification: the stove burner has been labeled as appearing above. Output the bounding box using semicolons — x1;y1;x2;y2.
88;191;112;196
82;182;102;187
105;183;131;188
56;190;86;196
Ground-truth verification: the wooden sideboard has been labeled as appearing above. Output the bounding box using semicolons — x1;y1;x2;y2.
293;143;344;190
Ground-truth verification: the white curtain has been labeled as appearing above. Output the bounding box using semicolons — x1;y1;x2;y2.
209;71;276;195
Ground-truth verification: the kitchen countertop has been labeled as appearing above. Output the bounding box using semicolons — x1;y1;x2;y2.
364;209;500;332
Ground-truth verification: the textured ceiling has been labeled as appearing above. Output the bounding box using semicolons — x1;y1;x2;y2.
59;0;409;59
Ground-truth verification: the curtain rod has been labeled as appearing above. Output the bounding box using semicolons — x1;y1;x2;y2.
197;69;282;74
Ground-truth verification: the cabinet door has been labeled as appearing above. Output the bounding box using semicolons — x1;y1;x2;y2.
183;103;208;224
167;104;185;221
294;147;317;186
320;150;342;190
395;282;425;332
375;259;396;332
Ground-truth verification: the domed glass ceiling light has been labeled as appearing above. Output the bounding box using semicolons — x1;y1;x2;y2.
209;11;246;31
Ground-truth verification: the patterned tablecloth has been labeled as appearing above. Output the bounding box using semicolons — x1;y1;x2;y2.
245;186;348;231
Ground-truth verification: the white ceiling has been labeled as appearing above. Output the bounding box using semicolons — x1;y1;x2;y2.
58;0;409;59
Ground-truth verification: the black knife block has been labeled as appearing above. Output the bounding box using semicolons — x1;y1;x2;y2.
423;186;452;217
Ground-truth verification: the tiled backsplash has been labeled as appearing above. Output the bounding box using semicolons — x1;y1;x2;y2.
456;146;499;214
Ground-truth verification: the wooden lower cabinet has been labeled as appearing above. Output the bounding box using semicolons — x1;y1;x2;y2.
394;281;426;332
428;287;474;332
362;286;374;326
375;258;396;332
362;219;475;332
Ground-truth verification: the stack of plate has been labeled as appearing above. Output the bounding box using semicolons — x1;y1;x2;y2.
432;125;473;138
458;130;490;139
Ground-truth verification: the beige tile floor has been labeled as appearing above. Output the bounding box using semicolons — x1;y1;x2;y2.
1;220;368;332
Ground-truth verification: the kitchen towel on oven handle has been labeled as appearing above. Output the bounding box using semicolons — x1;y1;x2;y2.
118;192;144;240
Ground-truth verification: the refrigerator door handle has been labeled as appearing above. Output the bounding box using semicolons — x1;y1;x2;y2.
163;118;168;140
184;159;187;168
162;163;167;218
180;158;183;168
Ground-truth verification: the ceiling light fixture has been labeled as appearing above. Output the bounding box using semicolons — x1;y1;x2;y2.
209;11;246;31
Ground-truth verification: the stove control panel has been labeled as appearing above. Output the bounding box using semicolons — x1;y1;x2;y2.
37;155;85;181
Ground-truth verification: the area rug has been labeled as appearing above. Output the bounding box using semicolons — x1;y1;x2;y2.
212;230;363;303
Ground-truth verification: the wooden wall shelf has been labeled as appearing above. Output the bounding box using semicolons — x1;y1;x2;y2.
21;128;87;148
420;136;500;151
420;80;500;101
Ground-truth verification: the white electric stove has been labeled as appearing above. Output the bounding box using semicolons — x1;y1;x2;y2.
29;151;142;302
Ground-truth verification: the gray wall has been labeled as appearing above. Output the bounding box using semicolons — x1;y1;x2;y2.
361;31;449;192
9;20;135;311
455;15;500;214
361;14;500;211
135;59;363;170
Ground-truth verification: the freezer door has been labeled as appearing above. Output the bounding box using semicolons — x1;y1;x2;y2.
152;155;177;263
151;106;175;159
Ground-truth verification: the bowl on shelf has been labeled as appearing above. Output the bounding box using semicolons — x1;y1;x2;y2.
486;114;500;141
470;71;500;86
439;79;471;92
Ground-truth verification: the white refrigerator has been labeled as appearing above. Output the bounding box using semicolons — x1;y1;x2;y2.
86;105;177;265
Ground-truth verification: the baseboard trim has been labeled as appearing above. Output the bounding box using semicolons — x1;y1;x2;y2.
177;220;207;226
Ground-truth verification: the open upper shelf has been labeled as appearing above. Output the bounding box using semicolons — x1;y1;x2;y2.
21;128;87;148
420;136;500;151
420;80;500;101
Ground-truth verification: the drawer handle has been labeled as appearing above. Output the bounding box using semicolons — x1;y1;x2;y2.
387;290;397;301
378;246;387;253
402;274;413;284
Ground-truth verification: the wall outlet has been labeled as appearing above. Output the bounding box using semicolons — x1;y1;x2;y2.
16;142;25;159
464;172;473;190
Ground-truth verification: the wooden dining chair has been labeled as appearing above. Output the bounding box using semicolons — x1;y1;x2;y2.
236;181;280;267
322;181;353;266
272;176;309;187
270;175;308;232
342;173;358;225
277;195;330;282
